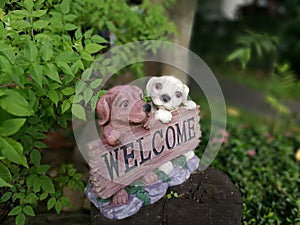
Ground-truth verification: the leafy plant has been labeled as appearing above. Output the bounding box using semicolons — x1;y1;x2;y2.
227;30;278;69
198;114;300;224
0;0;176;224
226;30;300;130
166;190;179;199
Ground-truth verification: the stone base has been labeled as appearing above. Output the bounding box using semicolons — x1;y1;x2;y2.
86;156;200;220
91;167;243;225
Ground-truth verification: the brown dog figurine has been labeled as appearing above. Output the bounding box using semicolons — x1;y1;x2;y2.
96;85;151;145
96;85;157;204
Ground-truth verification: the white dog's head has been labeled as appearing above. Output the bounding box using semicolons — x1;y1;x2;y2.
146;76;192;110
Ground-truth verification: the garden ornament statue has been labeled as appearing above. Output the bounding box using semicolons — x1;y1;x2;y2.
85;76;201;219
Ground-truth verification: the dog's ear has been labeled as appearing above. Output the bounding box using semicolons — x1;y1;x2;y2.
146;77;159;96
182;84;197;109
182;84;190;104
96;93;111;125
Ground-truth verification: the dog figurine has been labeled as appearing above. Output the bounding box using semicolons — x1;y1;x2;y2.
146;75;196;123
96;85;151;145
96;85;157;204
146;76;197;175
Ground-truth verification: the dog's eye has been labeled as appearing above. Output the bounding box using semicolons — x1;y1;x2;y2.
175;91;182;98
120;100;129;108
155;82;162;90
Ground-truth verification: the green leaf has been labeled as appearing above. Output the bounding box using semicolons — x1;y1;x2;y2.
47;197;56;210
0;137;28;167
16;212;25;225
32;10;47;17
1;46;16;64
0;177;12;188
44;64;61;83
33;177;41;192
40;192;48;200
34;141;47;149
60;197;71;208
23;0;34;10
85;43;105;54
0;89;34;116
75;29;82;39
12;10;30;17
24;193;37;205
57;61;74;76
23;205;35;216
60;0;70;14
40;43;53;61
40;175;55;194
83;87;93;104
90;95;98;110
91;35;108;44
64;14;77;22
71;104;86;121
30;149;41;166
61;87;74;96
11;66;25;87
0;118;26;136
29;63;43;87
0;55;12;74
55;200;63;214
80;50;94;61
68;168;76;176
73;94;83;104
227;47;251;69
37;164;50;175
26;174;37;188
81;68;92;81
73;173;82;180
84;29;93;38
24;38;38;62
65;23;77;31
0;192;12;203
47;89;60;106
33;20;49;30
13;20;31;29
90;79;102;89
56;51;79;63
61;101;71;114
8;206;22;216
0;162;12;183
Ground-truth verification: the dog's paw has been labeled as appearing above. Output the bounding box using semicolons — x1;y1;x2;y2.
155;109;172;123
183;100;197;110
112;189;128;205
183;151;195;160
158;161;174;175
141;171;159;185
143;119;150;130
107;130;120;146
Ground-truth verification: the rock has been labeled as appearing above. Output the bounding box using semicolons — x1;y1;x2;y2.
145;182;168;204
168;166;191;187
90;167;243;225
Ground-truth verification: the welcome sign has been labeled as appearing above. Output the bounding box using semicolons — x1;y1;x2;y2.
88;107;200;199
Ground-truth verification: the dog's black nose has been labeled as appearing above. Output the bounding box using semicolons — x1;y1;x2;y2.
161;94;171;103
144;103;151;113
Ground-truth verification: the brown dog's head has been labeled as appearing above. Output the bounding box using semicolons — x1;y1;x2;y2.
96;85;151;127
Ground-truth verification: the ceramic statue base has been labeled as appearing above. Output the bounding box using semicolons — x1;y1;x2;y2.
85;155;200;220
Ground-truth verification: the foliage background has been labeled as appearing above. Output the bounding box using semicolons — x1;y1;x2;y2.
0;0;176;224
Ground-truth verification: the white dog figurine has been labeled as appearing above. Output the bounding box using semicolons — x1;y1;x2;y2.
146;75;197;175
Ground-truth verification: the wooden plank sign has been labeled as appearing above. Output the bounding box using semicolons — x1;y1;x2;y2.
88;107;200;199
